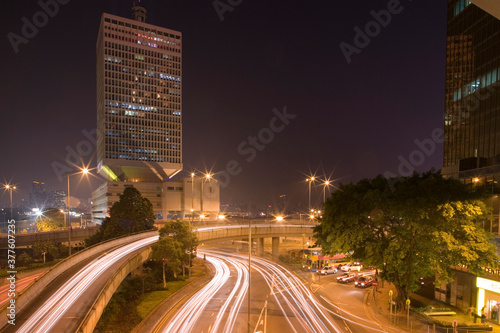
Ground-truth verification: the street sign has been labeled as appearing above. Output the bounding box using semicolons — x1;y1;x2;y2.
373;281;378;287
406;299;411;306
389;290;393;297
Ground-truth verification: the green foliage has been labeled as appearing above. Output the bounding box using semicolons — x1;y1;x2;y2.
33;241;59;263
315;171;497;305
95;275;189;332
17;253;33;267
151;237;183;284
85;187;155;246
159;220;198;266
36;208;65;232
136;280;189;318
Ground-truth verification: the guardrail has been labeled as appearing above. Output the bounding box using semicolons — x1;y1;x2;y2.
0;230;158;330
76;245;152;333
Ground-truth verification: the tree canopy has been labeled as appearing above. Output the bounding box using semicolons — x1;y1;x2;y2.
33;241;59;263
36;208;65;232
151;237;183;287
314;171;497;305
156;220;198;278
85;187;155;246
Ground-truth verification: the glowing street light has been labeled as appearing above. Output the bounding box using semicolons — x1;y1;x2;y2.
189;172;196;279
66;167;90;256
200;173;212;213
323;180;332;202
4;185;16;221
218;214;225;220
307;176;316;211
275;215;284;222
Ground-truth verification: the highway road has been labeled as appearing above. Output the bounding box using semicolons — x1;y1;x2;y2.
152;249;343;333
301;270;401;333
0;272;46;308
1;235;158;333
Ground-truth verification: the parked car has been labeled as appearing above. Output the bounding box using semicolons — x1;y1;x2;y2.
337;273;358;283
340;262;363;272
354;276;373;288
319;266;337;275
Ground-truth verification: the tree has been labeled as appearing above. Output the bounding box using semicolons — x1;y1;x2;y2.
85;187;155;246
33;241;59;263
36;208;65;232
315;171;497;308
17;253;33;267
159;221;198;275
151;237;183;287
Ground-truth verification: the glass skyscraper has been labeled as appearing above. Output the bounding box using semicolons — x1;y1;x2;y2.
443;0;500;182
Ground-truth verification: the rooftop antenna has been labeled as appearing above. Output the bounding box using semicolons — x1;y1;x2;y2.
132;0;147;23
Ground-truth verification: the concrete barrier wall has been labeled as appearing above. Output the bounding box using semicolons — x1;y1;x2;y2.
0;230;158;329
198;225;314;243
0;227;100;248
76;246;152;333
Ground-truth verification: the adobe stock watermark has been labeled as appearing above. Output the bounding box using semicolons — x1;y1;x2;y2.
383;128;443;190
7;0;71;54
213;0;243;22
339;0;406;64
212;106;296;189
51;128;97;182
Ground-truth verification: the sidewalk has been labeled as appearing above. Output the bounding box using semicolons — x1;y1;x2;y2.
368;281;500;332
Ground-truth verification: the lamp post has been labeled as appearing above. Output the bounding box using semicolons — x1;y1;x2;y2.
4;185;16;221
307;177;315;211
201;173;211;215
66;168;89;256
191;172;195;223
323;180;331;202
248;218;252;333
189;172;195;279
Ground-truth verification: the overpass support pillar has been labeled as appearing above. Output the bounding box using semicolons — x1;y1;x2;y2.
272;237;280;257
257;238;264;255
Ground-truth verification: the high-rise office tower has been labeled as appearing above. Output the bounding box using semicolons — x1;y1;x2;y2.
96;3;182;183
92;3;220;223
93;2;183;222
442;0;500;183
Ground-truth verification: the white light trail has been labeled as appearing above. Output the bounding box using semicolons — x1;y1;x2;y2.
18;236;158;333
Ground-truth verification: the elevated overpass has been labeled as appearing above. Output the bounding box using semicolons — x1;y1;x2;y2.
197;223;316;257
0;223;316;332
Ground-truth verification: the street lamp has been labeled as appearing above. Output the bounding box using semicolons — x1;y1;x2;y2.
307;177;316;211
323;180;332;202
248;218;252;333
275;215;284;222
189;172;195;278
4;185;16;221
201;173;212;213
67;168;89;256
191;172;195;222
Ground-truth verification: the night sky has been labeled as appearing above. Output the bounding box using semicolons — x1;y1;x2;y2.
0;0;447;211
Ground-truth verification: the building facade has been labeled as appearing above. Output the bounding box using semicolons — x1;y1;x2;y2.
29;181;66;210
92;4;219;222
95;4;183;183
92;176;220;223
443;0;500;234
